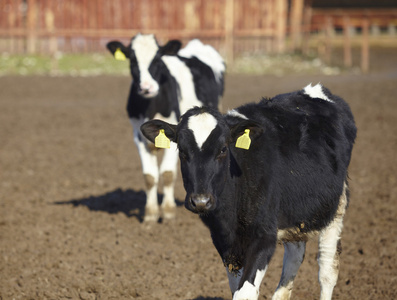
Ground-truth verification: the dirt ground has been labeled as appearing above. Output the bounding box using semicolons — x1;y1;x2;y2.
1;47;396;300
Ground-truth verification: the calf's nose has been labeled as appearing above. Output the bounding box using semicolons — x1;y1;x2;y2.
190;194;214;212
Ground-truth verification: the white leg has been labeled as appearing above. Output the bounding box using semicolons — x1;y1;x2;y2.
159;142;179;219
272;241;306;300
131;118;159;222
318;183;348;300
233;267;268;300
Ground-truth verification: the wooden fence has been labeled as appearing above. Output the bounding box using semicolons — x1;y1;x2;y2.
308;8;397;72
0;0;289;62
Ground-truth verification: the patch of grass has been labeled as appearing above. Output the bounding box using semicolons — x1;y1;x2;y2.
231;52;342;76
0;52;129;76
0;51;344;76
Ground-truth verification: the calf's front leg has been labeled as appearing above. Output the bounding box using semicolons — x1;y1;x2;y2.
230;234;277;300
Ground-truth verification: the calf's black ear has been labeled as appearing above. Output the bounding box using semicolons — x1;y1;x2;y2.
160;40;182;56
106;41;131;59
230;120;263;146
140;120;178;144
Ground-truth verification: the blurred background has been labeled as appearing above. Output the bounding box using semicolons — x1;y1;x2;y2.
1;1;397;299
1;0;396;75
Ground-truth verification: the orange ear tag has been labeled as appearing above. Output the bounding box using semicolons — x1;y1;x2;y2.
114;48;126;61
235;129;251;150
155;129;170;149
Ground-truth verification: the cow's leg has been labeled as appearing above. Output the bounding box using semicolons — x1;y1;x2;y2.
159;142;179;219
131;119;160;222
272;241;306;300
232;234;276;300
227;268;243;295
318;183;348;300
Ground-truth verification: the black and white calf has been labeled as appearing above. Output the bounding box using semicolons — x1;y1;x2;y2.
107;34;225;222
141;84;357;299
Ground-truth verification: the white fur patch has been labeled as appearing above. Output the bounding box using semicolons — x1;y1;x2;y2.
303;83;333;103
162;56;202;113
233;267;267;300
188;113;218;149
227;109;249;120
178;39;225;83
132;34;160;97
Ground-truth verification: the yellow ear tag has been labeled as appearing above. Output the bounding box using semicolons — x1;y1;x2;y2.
235;129;251;150
155;129;170;149
114;48;126;61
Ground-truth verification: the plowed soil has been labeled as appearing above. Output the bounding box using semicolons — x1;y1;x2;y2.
1;48;396;299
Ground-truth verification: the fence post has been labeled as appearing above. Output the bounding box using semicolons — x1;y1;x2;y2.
225;0;234;66
46;4;57;55
275;0;287;53
343;15;352;67
361;17;369;73
301;0;313;55
26;0;37;54
290;0;304;51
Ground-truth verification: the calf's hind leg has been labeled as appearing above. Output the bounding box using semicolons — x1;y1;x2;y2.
318;183;348;300
272;241;306;300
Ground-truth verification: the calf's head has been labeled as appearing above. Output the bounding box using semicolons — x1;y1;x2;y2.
140;107;262;215
107;34;182;98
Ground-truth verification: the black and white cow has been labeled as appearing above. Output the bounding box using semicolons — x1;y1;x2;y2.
106;34;225;222
141;84;357;299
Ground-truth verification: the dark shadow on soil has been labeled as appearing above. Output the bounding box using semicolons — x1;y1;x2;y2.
54;188;183;223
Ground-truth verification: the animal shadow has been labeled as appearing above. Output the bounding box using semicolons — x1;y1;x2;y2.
54;188;146;222
54;188;183;223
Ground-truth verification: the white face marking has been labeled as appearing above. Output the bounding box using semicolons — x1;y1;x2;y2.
161;56;202;113
132;34;160;97
227;109;249;120
187;113;218;149
303;83;334;103
178;39;225;83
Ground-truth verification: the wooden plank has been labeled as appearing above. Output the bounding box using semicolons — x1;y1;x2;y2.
225;0;234;64
290;0;304;51
27;0;37;53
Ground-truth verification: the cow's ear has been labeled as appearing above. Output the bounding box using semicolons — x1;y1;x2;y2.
159;40;182;56
140;120;178;144
229;120;263;149
106;41;131;60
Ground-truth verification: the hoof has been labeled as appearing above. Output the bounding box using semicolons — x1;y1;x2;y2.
161;203;176;220
144;207;160;222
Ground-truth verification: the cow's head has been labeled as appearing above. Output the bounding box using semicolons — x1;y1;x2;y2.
140;107;263;215
107;34;182;98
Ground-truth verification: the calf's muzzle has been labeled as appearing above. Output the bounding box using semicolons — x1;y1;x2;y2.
188;193;214;213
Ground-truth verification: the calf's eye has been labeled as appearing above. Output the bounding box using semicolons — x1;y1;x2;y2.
217;146;227;159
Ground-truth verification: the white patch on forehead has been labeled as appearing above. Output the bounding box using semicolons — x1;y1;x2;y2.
132;34;158;65
188;113;218;149
227;109;248;120
303;83;334;103
132;34;159;92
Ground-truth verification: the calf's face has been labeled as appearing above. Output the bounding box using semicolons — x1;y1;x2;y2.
107;34;181;98
140;108;230;214
140;107;263;215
